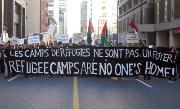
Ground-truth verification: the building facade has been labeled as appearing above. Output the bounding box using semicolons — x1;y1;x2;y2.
59;0;68;34
80;0;88;37
117;0;180;47
40;0;49;32
117;0;155;46
107;0;117;34
26;0;48;36
48;0;59;33
0;0;26;38
87;0;117;40
155;0;180;48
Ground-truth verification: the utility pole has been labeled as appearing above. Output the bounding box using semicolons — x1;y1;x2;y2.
140;0;143;24
139;0;146;46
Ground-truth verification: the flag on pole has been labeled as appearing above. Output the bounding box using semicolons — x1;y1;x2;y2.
87;18;94;45
101;22;111;47
129;19;146;46
129;19;139;32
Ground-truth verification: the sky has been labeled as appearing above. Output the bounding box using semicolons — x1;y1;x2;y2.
67;0;81;37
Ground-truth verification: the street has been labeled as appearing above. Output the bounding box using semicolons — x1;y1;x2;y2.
0;75;180;109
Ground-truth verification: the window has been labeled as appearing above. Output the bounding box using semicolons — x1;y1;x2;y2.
119;7;122;15
127;0;132;10
133;0;138;6
174;0;180;19
123;4;126;13
48;10;54;15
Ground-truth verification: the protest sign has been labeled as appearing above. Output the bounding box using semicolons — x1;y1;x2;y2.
18;39;24;45
28;35;40;44
55;34;69;43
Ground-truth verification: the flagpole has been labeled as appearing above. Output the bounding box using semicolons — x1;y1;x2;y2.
129;19;146;47
137;32;146;47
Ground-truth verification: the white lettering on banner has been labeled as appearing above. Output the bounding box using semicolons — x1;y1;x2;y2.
107;63;113;75
10;49;49;58
104;49;125;58
81;62;87;74
38;62;43;74
8;60;25;73
125;49;139;58
44;62;49;74
94;49;104;58
99;63;106;75
145;61;175;77
87;63;92;74
9;61;16;72
91;63;98;75
115;63;142;76
50;62;56;74
7;60;175;78
51;48;90;57
6;48;176;78
142;49;173;63
32;62;38;74
74;62;80;74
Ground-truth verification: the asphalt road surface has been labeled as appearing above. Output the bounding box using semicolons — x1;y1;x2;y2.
0;75;180;109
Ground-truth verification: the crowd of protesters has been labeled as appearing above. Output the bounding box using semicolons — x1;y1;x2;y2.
0;40;179;80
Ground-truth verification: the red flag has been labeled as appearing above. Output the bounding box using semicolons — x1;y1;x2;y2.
88;19;94;32
101;22;111;47
87;19;94;44
129;19;139;32
101;22;108;36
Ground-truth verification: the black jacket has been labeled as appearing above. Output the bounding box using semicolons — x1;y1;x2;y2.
176;52;180;64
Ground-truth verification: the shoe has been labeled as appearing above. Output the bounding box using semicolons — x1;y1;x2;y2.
173;77;177;81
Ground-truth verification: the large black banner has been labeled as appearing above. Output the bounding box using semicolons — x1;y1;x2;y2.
5;47;176;78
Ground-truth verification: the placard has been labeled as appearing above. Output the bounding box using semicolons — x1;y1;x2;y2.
126;33;139;43
18;39;24;45
72;33;83;44
55;34;69;43
28;35;40;44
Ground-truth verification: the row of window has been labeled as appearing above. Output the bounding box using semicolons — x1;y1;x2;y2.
118;0;139;16
156;0;180;23
118;0;180;33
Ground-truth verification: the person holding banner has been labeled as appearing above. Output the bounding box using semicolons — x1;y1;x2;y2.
169;47;177;80
3;49;9;78
176;48;180;78
57;41;63;48
0;45;5;76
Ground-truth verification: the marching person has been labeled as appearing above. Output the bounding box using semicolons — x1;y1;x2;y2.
0;45;5;76
169;47;177;80
3;48;8;78
176;48;180;78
